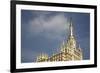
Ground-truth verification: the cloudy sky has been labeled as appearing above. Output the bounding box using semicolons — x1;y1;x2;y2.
21;10;90;63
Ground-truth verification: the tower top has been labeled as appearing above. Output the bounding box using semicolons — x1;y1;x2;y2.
69;18;74;36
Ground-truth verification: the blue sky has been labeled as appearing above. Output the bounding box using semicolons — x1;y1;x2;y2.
21;10;90;63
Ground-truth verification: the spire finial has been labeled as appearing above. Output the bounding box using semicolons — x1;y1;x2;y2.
69;18;73;36
79;44;80;48
62;40;64;45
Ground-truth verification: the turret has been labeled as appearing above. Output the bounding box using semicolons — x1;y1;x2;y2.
36;53;48;62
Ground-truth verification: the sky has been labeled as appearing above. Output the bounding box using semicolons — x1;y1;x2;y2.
21;10;90;63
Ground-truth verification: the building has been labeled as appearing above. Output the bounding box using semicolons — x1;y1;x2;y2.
36;19;83;62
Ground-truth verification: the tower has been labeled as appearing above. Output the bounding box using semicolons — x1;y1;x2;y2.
61;18;76;52
60;18;82;60
67;18;77;49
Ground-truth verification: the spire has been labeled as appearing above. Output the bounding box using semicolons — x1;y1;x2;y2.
79;44;80;49
62;40;65;46
69;18;74;36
